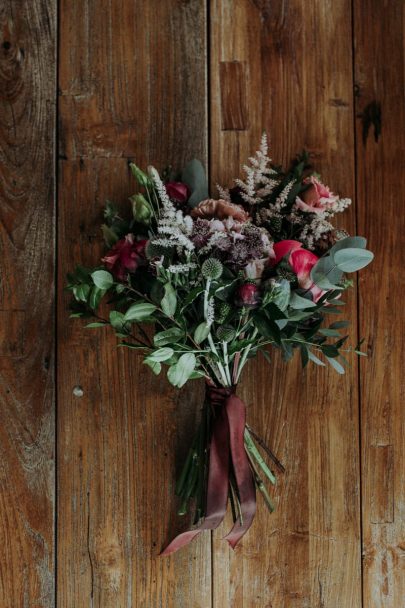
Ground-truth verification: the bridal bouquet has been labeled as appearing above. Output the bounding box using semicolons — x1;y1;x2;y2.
67;134;373;555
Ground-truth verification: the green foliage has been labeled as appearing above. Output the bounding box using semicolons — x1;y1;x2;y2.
124;302;157;321
167;353;196;388
91;270;114;290
181;159;209;207
161;283;177;317
131;193;153;224
129;163;152;188
67;155;373;386
194;322;210;344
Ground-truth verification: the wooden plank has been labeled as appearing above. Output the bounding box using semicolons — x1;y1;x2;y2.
354;1;405;605
210;1;361;606
57;2;211;606
0;1;56;606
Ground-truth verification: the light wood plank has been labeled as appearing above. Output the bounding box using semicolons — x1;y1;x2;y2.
57;1;211;606
354;1;405;605
210;1;361;605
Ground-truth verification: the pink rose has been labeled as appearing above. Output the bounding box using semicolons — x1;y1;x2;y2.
272;239;323;301
236;283;260;307
165;181;190;204
295;176;338;214
102;234;148;281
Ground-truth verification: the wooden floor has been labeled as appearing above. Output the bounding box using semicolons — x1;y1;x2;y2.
0;1;404;606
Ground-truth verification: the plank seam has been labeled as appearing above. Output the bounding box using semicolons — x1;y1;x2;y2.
206;0;215;605
55;0;60;605
350;1;365;606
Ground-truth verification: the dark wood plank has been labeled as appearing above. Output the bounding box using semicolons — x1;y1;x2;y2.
57;2;211;606
0;1;56;606
354;1;405;605
210;1;361;605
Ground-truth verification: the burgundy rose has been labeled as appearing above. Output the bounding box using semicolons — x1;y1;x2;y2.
165;181;190;204
102;234;148;281
236;283;260;308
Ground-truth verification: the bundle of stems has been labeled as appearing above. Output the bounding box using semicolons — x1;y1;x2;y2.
175;397;284;523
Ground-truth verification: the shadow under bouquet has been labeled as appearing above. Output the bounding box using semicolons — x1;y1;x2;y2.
67;134;373;555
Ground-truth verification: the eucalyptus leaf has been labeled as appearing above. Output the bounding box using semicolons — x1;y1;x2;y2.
329;236;367;255
289;293;317;309
181;159;209;207
333;248;374;272
310;256;343;289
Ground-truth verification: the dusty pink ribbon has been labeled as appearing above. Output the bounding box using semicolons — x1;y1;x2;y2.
160;386;256;556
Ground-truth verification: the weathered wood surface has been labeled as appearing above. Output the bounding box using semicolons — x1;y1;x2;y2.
0;0;404;606
210;1;361;606
0;1;56;607
57;1;210;606
354;1;405;606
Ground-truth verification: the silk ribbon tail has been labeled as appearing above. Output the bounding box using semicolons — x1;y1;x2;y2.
160;403;230;556
223;395;256;549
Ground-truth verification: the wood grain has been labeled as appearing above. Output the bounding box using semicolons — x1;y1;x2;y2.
57;1;210;606
0;1;55;606
210;1;361;606
354;1;405;605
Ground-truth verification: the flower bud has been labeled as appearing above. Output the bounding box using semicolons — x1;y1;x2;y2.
165;181;190;204
236;283;260;308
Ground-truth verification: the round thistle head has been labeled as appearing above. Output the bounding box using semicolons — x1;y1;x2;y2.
216;325;236;343
201;258;223;280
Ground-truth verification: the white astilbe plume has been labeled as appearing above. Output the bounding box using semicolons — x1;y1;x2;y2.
167;263;197;274
235;133;278;205
273;180;294;211
327;197;352;215
216;184;231;201
205;296;215;325
148;166;195;252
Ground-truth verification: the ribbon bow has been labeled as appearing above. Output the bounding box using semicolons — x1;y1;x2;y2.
161;386;256;556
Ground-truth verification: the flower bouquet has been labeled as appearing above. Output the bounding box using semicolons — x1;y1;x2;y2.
67;134;373;555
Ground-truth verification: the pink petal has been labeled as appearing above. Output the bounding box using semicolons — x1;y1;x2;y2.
272;240;302;265
289;248;319;278
290;249;324;301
